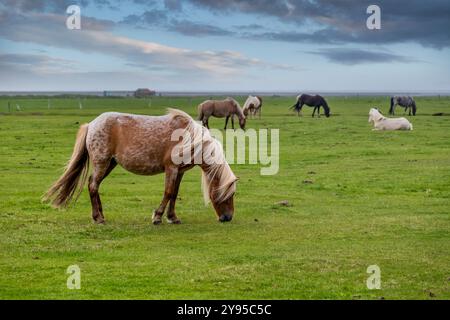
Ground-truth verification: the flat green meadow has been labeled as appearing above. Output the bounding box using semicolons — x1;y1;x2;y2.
0;95;449;299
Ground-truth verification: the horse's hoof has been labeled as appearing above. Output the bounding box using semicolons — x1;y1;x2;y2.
152;210;163;225
152;219;162;225
94;219;105;225
167;218;181;224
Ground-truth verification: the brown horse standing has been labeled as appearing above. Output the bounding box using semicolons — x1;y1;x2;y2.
43;109;238;225
198;97;246;130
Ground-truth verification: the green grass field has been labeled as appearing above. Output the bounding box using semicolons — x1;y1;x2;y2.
0;95;449;299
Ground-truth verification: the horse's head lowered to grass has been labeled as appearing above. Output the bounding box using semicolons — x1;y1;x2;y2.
173;109;238;222
202;163;237;222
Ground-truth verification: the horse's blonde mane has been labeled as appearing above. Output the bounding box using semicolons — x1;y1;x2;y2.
167;108;192;120
227;97;245;119
167;108;237;205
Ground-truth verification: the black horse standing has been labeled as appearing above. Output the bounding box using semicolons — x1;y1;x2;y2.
291;94;331;117
390;96;417;116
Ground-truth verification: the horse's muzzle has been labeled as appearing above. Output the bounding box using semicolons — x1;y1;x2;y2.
219;214;233;222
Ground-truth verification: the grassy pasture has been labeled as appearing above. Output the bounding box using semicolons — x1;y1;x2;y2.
0;95;449;299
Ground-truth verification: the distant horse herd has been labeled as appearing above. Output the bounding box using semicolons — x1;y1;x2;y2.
43;93;417;224
197;94;416;131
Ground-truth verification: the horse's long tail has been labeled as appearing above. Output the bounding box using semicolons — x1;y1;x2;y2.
290;100;300;111
411;100;417;116
43;124;90;208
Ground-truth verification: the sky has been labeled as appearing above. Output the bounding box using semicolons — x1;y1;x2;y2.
0;0;449;92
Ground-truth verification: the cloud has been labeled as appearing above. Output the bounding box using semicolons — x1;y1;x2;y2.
0;53;77;74
168;20;233;37
0;11;266;77
121;9;233;37
306;48;422;65
185;0;450;48
188;0;297;18
233;24;265;31
121;9;168;27
5;0;450;49
0;0;128;12
164;0;182;11
0;0;87;13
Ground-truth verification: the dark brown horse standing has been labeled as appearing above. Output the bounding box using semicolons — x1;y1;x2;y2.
198;97;246;130
43;109;238;225
291;94;331;117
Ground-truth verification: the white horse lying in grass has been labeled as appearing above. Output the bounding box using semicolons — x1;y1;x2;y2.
368;108;413;131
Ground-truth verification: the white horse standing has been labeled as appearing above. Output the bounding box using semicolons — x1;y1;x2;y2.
368;108;413;131
242;96;262;119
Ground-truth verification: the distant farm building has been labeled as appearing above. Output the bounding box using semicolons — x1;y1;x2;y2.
134;88;156;98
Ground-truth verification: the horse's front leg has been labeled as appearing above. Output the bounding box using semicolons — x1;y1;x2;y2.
203;116;210;129
224;116;229;130
152;166;178;225
166;172;184;224
231;115;235;130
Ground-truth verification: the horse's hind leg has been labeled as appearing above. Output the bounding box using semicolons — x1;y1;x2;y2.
166;172;184;224
153;166;178;225
297;103;303;117
89;159;117;224
224;116;229;130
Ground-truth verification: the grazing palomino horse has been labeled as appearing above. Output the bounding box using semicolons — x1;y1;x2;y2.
390;96;417;116
290;94;330;117
43;109;238;225
198;97;246;130
243;95;263;119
